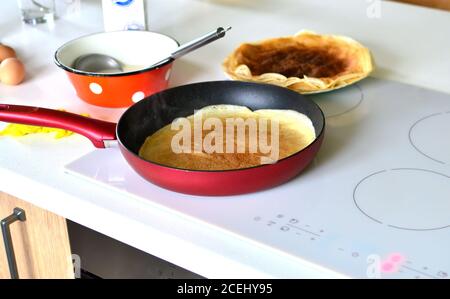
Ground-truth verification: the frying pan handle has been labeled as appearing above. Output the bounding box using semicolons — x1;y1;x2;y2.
0;104;117;148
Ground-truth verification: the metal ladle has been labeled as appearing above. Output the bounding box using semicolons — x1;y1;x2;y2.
72;27;232;73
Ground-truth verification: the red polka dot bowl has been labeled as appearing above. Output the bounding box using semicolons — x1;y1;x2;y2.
54;31;179;108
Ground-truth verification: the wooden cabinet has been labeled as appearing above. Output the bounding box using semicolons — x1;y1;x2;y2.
0;192;74;279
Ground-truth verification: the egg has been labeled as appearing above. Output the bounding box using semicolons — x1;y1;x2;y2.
0;58;25;85
0;45;16;62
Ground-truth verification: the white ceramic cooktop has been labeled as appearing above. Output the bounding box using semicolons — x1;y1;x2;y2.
66;78;450;278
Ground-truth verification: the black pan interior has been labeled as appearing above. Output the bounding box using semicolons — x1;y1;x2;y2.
117;81;325;155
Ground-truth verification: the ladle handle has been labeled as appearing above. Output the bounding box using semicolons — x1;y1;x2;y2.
153;27;231;66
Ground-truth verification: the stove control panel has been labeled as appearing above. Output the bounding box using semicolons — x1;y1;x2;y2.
252;213;448;279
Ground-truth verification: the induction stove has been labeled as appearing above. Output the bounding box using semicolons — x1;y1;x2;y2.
65;78;450;279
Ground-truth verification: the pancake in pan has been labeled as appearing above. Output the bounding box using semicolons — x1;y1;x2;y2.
138;105;316;171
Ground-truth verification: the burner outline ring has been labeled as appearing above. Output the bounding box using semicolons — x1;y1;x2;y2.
353;168;450;231
314;84;365;118
409;111;450;165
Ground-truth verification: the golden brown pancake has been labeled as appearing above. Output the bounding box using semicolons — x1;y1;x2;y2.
223;30;373;94
138;105;316;171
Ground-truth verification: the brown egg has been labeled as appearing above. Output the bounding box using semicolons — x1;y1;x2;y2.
0;58;25;85
0;45;16;62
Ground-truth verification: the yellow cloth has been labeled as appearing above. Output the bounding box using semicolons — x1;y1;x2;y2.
0;111;89;139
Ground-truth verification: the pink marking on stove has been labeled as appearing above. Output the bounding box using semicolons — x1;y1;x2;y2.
389;253;405;264
381;262;397;273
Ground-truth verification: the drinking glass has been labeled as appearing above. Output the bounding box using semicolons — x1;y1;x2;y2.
17;0;55;25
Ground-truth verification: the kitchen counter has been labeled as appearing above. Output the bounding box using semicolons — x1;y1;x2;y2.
0;0;449;278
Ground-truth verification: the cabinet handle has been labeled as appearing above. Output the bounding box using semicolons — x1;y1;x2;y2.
1;208;26;279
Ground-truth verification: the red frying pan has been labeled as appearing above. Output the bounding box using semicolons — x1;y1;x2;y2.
0;81;325;196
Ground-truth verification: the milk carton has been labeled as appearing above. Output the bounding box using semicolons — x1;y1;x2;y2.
102;0;147;31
